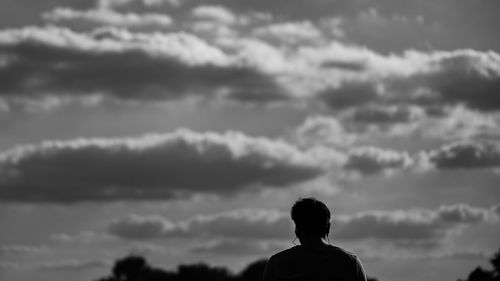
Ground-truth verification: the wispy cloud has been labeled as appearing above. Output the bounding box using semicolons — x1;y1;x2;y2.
104;204;499;249
107;209;291;240
43;8;174;30
0;245;50;256
36;259;111;271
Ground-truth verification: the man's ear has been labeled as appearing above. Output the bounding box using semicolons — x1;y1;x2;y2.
325;222;331;236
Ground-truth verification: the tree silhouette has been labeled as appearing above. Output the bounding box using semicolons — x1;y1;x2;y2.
458;247;500;281
96;246;500;281
491;249;500;281
112;256;148;281
239;259;268;281
95;255;380;281
177;263;232;281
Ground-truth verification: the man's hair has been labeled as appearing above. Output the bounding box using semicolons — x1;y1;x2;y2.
291;198;331;237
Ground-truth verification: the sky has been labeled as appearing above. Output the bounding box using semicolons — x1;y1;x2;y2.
0;1;500;281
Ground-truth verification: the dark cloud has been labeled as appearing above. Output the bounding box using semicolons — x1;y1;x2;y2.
320;60;366;72
0;26;285;105
319;82;380;110
319;50;500;113
342;141;500;174
0;129;326;203
343;147;412;175
493;204;500;216
427;142;500;170
410;52;500;112
347;106;420;125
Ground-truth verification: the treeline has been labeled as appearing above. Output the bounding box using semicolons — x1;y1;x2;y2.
458;247;500;281
93;247;500;281
94;255;379;281
95;255;268;281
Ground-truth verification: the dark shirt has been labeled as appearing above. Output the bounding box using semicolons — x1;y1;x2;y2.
262;244;367;281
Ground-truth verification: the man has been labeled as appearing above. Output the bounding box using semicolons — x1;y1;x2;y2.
262;198;367;281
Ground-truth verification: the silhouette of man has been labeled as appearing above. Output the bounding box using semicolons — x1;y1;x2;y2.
262;198;367;281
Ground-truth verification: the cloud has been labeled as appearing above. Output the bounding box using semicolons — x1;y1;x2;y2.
50;231;114;244
107;209;291;240
0;245;50;256
433;250;491;260
0;26;285;106
108;214;179;239
340;141;500;174
322;105;499;143
253;21;324;44
178;0;358;20
346;106;424;126
185;209;291;239
0;261;20;269
426;142;500;170
417;107;500;141
294;116;357;148
315;48;500;113
1;23;500;115
127;243;169;255
0;129;335;203
409;50;500;112
319;82;380;110
493;204;500;216
43;8;174;30
106;204;498;249
96;0;180;10
333;204;495;246
339;8;431;53
436;204;490;224
292;115;500;175
343;147;413;176
191;239;285;256
191;5;238;25
188;20;237;39
37;259;111;271
1;21;499;136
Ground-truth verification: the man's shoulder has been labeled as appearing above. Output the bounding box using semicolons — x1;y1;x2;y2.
269;245;358;262
326;245;357;258
269;245;300;261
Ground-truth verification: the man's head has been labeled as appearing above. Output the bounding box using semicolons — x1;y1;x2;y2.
291;198;331;240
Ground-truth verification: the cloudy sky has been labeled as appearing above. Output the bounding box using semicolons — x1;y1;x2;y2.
1;1;500;281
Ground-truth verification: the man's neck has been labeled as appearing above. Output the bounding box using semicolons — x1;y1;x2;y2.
298;236;327;247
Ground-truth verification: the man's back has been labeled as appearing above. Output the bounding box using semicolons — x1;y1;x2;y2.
262;244;367;281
